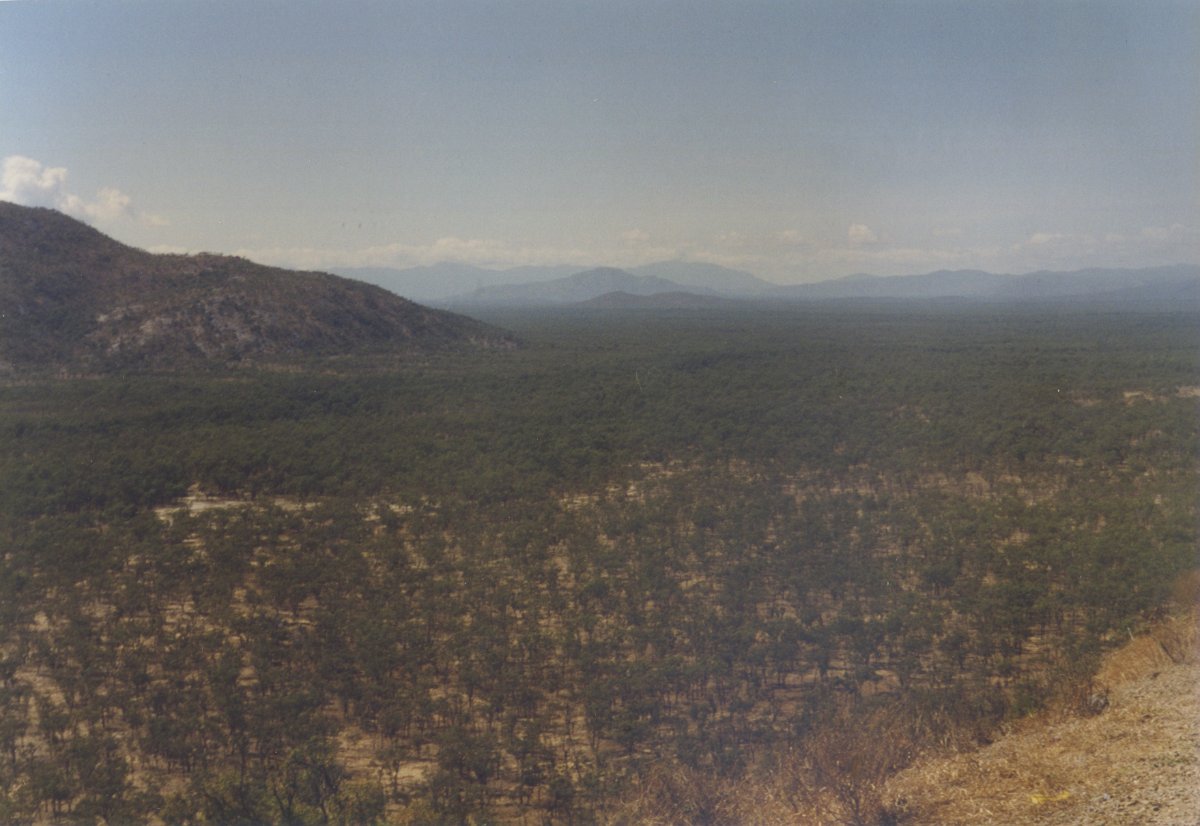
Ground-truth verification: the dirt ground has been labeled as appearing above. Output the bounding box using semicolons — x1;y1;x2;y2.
885;612;1200;825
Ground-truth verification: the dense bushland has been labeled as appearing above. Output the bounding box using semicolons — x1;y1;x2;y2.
0;307;1196;823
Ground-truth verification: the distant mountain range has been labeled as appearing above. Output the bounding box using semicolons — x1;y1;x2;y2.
333;261;774;302
338;260;1200;309
333;262;583;304
5;200;1192;376
631;261;774;295
577;290;744;310
0;203;514;373
771;266;1200;303
450;267;714;306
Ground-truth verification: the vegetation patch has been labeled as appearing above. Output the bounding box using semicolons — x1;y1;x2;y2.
0;307;1196;823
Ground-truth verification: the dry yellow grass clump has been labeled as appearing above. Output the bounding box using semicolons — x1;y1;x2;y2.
610;606;1200;826
883;609;1199;825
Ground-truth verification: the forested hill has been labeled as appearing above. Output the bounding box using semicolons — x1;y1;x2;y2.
0;202;515;373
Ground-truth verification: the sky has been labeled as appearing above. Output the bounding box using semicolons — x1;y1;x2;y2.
1;1;1196;283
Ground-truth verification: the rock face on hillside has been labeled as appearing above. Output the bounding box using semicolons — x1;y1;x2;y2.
0;202;515;372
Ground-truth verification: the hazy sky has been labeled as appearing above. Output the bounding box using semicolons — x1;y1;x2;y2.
2;1;1196;282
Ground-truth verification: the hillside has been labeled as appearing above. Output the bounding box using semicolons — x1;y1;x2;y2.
0;202;514;372
884;609;1199;825
0;309;1194;824
614;607;1200;825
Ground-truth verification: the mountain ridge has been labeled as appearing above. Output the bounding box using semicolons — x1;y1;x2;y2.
342;259;1200;307
334;260;772;302
445;267;695;307
776;264;1200;301
574;290;744;310
0;203;515;373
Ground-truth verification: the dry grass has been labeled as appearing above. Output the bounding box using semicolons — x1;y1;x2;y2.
619;590;1200;825
610;589;1200;826
1096;612;1196;686
882;607;1200;825
613;702;926;826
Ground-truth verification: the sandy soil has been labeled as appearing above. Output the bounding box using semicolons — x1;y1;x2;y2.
885;613;1200;825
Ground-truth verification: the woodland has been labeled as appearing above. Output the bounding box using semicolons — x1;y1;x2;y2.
0;305;1196;824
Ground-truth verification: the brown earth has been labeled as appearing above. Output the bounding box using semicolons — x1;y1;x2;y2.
885;611;1200;825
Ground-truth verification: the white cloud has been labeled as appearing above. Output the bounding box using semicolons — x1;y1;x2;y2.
713;231;749;248
1139;223;1188;242
233;229;709;274
140;210;171;227
1013;231;1104;260
0;155;166;226
86;187;133;222
847;223;878;245
817;244;973;268
181;219;1200;288
1;155;70;207
995;224;1200;272
241;229;987;283
237;237;600;272
1025;231;1068;246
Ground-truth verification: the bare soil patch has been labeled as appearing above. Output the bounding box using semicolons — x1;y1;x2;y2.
885;612;1200;825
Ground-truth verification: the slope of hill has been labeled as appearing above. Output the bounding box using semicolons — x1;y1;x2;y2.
612;607;1199;825
884;609;1199;825
332;263;583;302
0;308;1194;823
0;203;515;372
332;262;500;302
